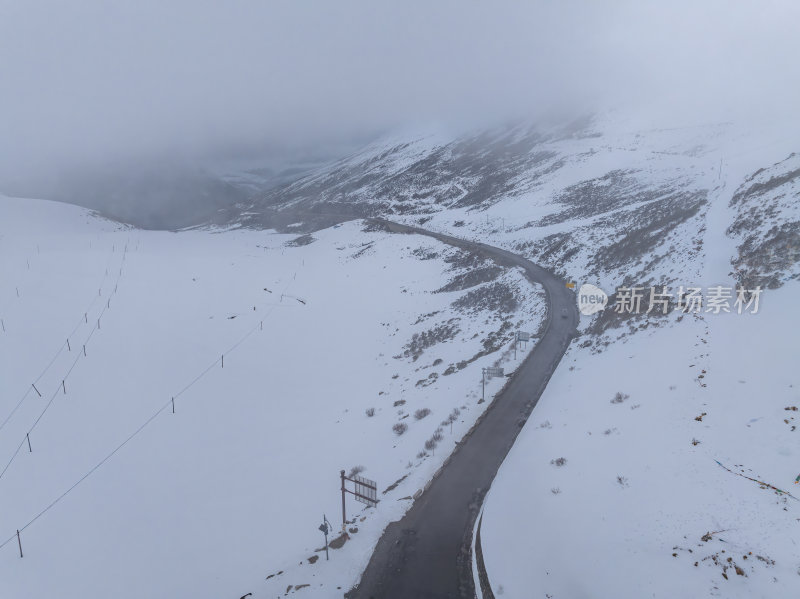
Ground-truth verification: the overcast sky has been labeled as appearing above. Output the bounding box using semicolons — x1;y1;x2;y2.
2;0;799;182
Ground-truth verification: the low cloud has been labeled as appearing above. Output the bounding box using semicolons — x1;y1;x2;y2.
1;0;798;187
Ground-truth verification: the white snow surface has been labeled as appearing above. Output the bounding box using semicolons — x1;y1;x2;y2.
482;285;800;598
0;195;543;598
2;115;799;599
450;120;800;598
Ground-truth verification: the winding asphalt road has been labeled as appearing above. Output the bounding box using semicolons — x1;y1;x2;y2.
347;219;579;599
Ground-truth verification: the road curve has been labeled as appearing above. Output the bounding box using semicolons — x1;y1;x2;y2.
347;219;579;599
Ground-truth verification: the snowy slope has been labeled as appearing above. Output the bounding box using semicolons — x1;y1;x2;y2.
3;112;798;599
728;152;800;289
462;125;800;596
481;282;800;599
0;195;543;599
222;114;800;597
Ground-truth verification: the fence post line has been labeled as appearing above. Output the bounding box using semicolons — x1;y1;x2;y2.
32;383;41;397
62;380;66;395
26;433;31;452
172;397;175;414
67;338;71;352
16;530;22;558
83;345;86;357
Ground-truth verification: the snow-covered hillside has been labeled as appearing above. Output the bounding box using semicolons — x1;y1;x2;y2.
467;122;800;599
0;195;543;598
232;115;798;317
222;114;800;597
481;280;800;599
2;111;798;599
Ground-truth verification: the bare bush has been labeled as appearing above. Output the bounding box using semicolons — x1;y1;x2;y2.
365;407;375;417
551;487;561;495
424;438;437;451
414;408;431;420
617;475;629;487
611;392;630;404
539;420;552;429
393;399;406;407
442;407;461;425
551;457;567;467
416;451;427;459
392;422;408;436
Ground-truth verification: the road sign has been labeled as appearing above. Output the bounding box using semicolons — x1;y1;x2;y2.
340;470;379;531
516;331;530;342
352;475;378;507
319;515;331;561
485;367;504;378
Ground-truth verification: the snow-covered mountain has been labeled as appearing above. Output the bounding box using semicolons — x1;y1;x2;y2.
728;152;800;289
232;115;798;298
222;114;800;598
1;112;798;599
